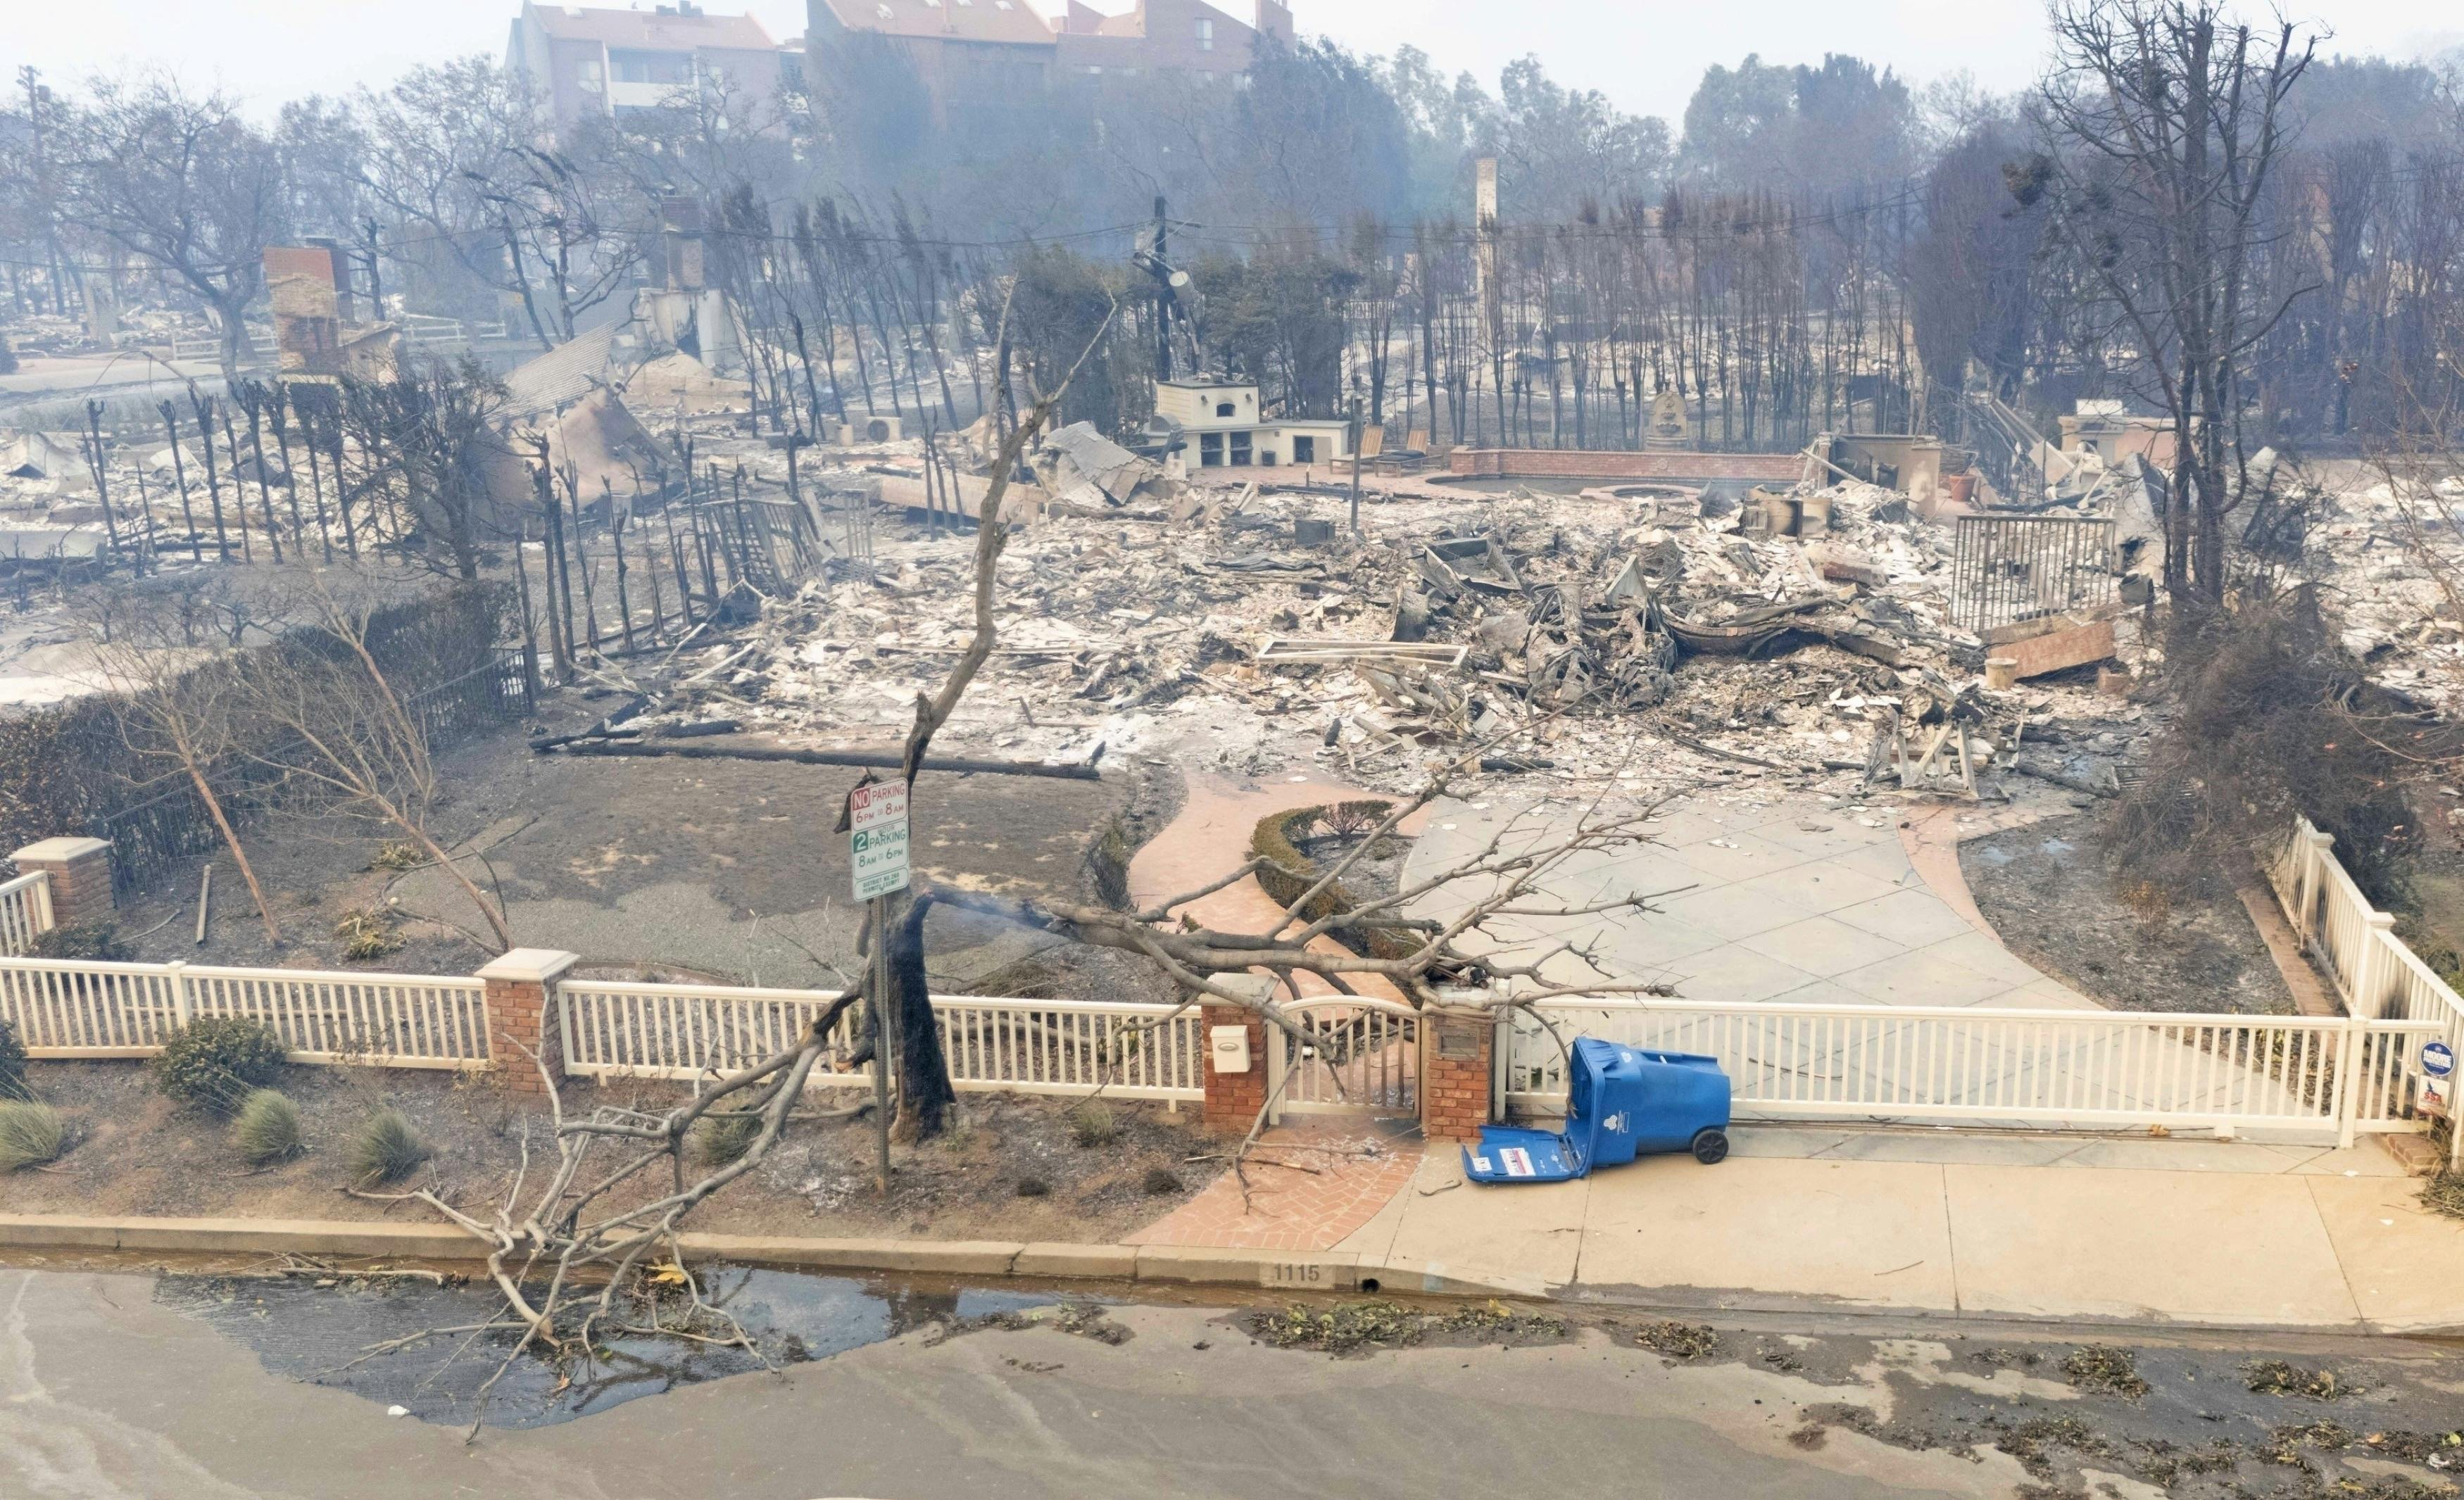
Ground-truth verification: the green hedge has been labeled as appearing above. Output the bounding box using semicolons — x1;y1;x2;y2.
0;583;512;857
1248;801;1418;961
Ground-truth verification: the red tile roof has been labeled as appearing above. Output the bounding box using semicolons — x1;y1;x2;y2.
815;0;1059;46
528;4;779;52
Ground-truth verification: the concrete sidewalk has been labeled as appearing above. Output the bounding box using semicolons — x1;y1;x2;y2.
1329;1127;2464;1332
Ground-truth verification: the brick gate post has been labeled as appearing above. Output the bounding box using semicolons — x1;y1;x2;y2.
477;948;579;1094
1201;973;1274;1135
11;837;116;931
1419;990;1497;1143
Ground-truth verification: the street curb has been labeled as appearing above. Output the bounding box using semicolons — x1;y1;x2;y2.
1133;1244;1361;1290
0;1214;1388;1297
679;1234;1024;1278
1014;1242;1140;1279
0;1214;485;1259
6;1214;2458;1336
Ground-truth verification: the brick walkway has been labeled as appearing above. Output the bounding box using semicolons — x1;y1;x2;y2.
1126;1123;1423;1252
1125;771;1427;1004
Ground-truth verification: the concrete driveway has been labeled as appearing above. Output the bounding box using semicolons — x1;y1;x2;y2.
1404;788;2334;1128
1405;788;2092;1013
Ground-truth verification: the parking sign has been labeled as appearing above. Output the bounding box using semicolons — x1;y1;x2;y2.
849;782;911;901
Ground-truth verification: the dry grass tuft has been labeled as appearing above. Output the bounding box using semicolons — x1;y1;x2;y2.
1068;1102;1120;1148
0;1100;66;1172
230;1089;303;1166
345;1109;429;1186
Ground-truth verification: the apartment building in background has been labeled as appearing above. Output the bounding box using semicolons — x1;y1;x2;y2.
1051;0;1292;80
805;0;1293;122
508;3;798;134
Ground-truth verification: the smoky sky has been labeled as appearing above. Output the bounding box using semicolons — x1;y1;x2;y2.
10;0;2458;117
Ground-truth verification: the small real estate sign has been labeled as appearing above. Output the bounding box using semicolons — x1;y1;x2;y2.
2420;1040;2455;1118
848;781;911;902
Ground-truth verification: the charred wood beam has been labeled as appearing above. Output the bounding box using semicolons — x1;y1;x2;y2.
541;739;1103;781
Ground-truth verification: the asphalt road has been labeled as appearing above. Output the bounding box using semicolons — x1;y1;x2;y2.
1;1268;2002;1500
6;1266;2457;1500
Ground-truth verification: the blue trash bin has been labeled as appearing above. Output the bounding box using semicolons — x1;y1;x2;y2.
1463;1038;1731;1183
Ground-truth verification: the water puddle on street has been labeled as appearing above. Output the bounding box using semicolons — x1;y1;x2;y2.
154;1268;1062;1429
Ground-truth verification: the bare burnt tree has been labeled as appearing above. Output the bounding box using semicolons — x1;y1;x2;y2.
351;60;544;327
235;574;515;952
465;131;646;349
2361;271;2464;720
82;578;285;943
58;74;284;382
2039;0;2317;608
337;358;516;580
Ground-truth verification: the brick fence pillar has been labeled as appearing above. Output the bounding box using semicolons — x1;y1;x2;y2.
1202;1006;1269;1133
12;837;115;931
1419;997;1496;1143
1201;974;1274;1135
477;948;579;1094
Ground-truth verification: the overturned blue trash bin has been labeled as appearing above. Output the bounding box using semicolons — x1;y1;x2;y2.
1462;1038;1730;1184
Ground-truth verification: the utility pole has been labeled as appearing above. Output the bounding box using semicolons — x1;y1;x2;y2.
1152;196;1171;382
1348;398;1364;535
21;68;66;318
1132;195;1190;384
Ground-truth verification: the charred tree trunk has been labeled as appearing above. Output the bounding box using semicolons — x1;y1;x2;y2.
890;891;956;1142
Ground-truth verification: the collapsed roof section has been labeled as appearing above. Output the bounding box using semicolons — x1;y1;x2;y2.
1037;420;1164;508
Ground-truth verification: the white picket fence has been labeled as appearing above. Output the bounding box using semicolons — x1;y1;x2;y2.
1502;1000;2443;1145
0;871;52;956
2267;816;2464;1164
0;957;492;1069
4;952;1209;1097
558;979;857;1082
558;979;1207;1102
13;807;2447;1150
1495;816;2464;1156
2269;817;2464;1031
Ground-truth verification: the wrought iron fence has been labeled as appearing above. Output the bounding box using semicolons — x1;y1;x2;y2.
93;645;532;893
1949;515;2116;633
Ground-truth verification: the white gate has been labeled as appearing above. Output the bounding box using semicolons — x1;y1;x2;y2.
1504;999;2445;1145
1266;998;1419;1123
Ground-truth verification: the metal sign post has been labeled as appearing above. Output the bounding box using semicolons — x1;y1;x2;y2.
868;897;892;1192
850;781;912;1194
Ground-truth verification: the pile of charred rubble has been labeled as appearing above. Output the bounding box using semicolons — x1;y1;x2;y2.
590;429;2161;811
